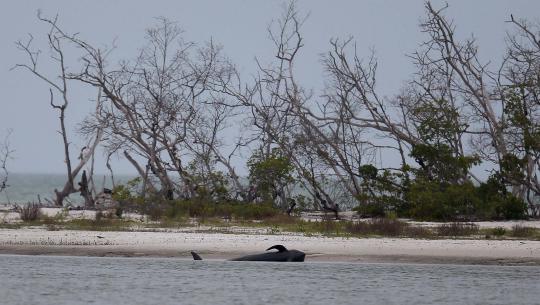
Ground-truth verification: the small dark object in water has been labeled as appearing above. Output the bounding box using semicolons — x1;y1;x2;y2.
190;245;305;262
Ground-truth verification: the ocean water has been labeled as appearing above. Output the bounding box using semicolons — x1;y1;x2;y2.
0;173;133;205
1;255;539;305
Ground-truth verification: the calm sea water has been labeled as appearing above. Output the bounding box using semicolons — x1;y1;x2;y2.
0;173;133;205
1;255;539;305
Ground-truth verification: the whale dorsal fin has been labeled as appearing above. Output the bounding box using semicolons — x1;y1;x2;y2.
191;251;203;260
266;245;288;252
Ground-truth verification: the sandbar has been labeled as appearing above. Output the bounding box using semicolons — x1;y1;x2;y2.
0;228;539;265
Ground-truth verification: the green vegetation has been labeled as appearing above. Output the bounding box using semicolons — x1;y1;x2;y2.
403;179;527;221
247;148;297;211
4;203;540;240
161;200;279;220
491;227;507;237
354;144;529;221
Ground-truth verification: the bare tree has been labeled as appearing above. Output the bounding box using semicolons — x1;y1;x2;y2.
182;98;248;201
40;17;239;200
15;13;103;206
221;2;346;214
0;130;13;194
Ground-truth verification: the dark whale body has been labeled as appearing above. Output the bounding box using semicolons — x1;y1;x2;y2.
191;245;305;262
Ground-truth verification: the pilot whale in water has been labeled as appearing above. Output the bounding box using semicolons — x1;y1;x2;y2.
191;245;305;262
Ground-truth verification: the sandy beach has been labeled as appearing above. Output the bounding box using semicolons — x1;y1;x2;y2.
1;228;539;265
1;207;540;265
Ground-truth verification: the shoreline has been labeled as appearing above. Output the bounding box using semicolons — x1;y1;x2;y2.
1;246;539;266
1;228;539;266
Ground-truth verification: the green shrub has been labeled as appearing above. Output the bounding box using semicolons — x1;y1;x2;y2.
495;196;527;220
232;203;279;219
403;178;527;221
354;203;386;218
475;178;527;220
158;200;279;221
112;177;142;202
247;148;295;210
355;166;405;218
491;227;506;237
409;144;479;184
406;181;479;221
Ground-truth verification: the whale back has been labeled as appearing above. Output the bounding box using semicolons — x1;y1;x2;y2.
190;245;306;262
230;249;305;262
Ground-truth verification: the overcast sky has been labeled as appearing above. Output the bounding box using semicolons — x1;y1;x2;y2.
1;0;539;175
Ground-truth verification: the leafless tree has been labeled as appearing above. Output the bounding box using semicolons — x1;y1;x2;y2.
15;13;104;206
221;2;348;214
42;17;239;200
182;97;248;201
0;130;13;194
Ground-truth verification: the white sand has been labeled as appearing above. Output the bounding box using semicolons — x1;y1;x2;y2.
0;228;539;265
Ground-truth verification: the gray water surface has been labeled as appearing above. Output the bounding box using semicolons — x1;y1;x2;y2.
0;173;136;205
1;255;539;305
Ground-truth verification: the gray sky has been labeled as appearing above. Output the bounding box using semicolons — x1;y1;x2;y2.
1;0;539;175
